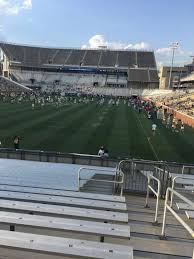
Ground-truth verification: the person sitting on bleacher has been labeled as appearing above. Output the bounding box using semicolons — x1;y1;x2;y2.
98;146;104;157
103;148;109;158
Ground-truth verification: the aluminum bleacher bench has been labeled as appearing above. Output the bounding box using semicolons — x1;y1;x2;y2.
0;211;130;244
0;191;126;211
0;230;133;259
0;180;125;202
185;211;194;219
176;203;194;211
184;186;194;192
0;184;125;202
170;173;194;185
0;199;128;223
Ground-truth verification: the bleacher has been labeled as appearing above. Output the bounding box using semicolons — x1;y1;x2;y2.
99;51;117;67
0;156;193;258
0;160;133;258
128;69;149;82
0;76;32;92
0;42;159;92
0;42;157;69
82;49;101;66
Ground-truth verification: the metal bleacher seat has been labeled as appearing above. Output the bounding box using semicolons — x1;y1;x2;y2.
0;211;130;243
0;230;133;259
0;184;125;202
0;181;131;257
0;191;127;211
0;199;128;223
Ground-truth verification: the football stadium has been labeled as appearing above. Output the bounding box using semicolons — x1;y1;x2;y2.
0;0;194;258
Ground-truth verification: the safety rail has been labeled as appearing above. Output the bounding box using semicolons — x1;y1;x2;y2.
77;167;124;196
170;175;194;207
161;187;194;239
145;173;161;224
182;165;194;174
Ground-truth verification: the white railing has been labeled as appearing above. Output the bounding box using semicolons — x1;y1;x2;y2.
182;165;194;174
145;174;161;224
77;167;124;196
161;187;194;238
170;175;194;207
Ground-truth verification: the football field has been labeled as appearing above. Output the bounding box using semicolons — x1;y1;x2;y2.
1;100;194;164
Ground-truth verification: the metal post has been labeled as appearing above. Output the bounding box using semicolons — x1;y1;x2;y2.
170;178;176;207
168;42;178;89
154;180;161;224
145;176;150;208
77;169;80;191
161;188;169;238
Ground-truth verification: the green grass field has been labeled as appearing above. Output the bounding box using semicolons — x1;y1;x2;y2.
1;100;194;163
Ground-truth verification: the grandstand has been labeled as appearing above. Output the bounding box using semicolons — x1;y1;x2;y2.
0;42;159;95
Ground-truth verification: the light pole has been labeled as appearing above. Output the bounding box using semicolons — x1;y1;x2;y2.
168;42;179;89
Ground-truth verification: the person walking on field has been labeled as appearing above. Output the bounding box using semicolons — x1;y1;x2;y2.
152;123;157;136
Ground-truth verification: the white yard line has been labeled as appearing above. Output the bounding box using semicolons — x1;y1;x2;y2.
135;112;160;161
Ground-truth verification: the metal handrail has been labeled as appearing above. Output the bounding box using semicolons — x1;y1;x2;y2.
161;187;194;238
145;174;161;224
170;175;194;207
77;167;124;196
182;165;194;175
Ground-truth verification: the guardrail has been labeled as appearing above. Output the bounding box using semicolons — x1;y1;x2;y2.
161;187;194;239
77;167;124;196
182;165;194;174
170;174;194;207
2;148;194;195
145;174;161;224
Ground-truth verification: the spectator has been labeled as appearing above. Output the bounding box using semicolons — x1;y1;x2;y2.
98;146;104;157
103;148;109;158
13;136;20;149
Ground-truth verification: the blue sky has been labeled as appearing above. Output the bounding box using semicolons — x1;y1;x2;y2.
0;0;194;66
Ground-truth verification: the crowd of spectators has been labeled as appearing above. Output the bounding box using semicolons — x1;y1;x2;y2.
150;91;194;117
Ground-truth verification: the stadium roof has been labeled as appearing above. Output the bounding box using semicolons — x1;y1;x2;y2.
0;42;157;70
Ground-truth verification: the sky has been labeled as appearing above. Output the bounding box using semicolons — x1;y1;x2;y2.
0;0;194;66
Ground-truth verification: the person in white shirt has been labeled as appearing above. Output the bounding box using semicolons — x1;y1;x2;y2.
152;123;157;136
98;146;104;157
180;124;184;134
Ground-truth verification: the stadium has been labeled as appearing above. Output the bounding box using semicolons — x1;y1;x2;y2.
0;1;194;258
0;42;159;95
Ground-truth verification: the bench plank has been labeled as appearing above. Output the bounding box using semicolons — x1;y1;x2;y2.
0;211;130;238
0;191;126;211
170;174;194;185
0;199;128;223
0;185;125;202
176;203;194;211
185;211;194;219
0;230;133;259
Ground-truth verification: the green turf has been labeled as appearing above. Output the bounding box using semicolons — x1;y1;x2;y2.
1;100;194;163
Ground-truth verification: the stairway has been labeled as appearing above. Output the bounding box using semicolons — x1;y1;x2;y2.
80;173;115;195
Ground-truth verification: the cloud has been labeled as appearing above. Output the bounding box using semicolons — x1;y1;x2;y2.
22;0;32;9
82;35;193;67
0;0;32;15
82;35;150;50
155;46;193;67
0;25;3;32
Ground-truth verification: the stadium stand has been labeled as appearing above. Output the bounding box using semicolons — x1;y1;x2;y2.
82;49;101;66
0;42;159;93
0;76;32;92
150;91;194;117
